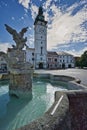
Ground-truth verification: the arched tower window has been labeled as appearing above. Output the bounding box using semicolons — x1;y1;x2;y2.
41;47;43;55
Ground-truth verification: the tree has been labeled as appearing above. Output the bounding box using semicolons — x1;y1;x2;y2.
80;51;87;68
75;58;81;67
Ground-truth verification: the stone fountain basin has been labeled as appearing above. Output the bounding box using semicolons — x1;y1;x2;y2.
33;73;86;90
17;73;87;130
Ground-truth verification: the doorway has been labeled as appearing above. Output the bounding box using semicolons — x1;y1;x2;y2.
68;64;71;68
62;63;65;69
39;63;43;69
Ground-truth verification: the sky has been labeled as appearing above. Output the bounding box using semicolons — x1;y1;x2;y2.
0;0;87;56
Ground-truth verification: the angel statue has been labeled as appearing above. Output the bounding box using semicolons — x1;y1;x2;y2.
5;24;28;50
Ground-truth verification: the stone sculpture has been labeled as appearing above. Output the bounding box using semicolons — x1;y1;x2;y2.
5;24;28;50
4;24;33;98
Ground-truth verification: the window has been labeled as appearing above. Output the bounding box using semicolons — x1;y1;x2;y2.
55;59;57;62
50;65;52;67
1;58;3;61
55;64;57;67
41;41;42;44
48;58;51;61
41;47;43;54
32;58;34;61
32;53;34;56
41;36;42;38
41;57;42;60
71;60;73;63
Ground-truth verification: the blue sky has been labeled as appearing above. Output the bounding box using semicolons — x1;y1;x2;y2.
0;0;87;56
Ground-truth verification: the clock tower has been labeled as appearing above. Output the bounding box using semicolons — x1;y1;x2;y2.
34;6;47;69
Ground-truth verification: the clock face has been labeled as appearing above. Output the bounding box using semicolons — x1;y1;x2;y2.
39;16;44;20
39;27;45;34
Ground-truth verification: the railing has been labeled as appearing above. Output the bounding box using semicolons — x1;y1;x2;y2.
51;95;64;115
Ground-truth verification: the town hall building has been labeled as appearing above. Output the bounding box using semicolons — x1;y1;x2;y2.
26;6;75;69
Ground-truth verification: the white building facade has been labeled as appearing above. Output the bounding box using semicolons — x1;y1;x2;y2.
47;52;58;69
26;47;35;67
26;7;75;69
57;52;75;69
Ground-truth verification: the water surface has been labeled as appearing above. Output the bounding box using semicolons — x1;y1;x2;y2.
0;79;67;130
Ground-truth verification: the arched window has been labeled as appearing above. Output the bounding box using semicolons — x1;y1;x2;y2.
41;47;43;54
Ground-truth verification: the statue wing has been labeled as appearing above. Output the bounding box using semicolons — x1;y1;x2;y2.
5;24;17;35
19;27;28;37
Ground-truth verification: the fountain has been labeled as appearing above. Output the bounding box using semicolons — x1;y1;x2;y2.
0;24;86;130
4;24;33;98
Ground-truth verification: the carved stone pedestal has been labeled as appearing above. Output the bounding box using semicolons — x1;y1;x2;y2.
7;49;33;98
9;69;33;98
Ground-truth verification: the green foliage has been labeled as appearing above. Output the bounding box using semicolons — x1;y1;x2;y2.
75;58;81;67
75;51;87;68
80;51;87;68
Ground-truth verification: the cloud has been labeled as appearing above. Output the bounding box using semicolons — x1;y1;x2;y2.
18;0;30;9
65;46;87;56
1;1;8;7
26;34;34;48
11;17;15;20
17;0;87;56
43;0;53;21
24;8;28;13
55;41;87;56
47;1;87;51
43;0;52;10
0;43;12;53
30;3;38;20
18;0;38;20
29;27;32;30
21;16;24;20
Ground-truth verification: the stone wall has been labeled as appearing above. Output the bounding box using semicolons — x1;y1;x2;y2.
33;73;86;90
17;92;70;130
0;73;9;80
68;80;87;90
9;73;32;98
33;73;75;81
9;73;32;91
1;72;87;129
17;90;87;130
68;91;87;130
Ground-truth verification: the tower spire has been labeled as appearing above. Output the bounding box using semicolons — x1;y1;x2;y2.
34;6;47;25
38;6;43;16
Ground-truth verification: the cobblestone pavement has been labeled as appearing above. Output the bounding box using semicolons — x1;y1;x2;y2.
35;68;87;86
